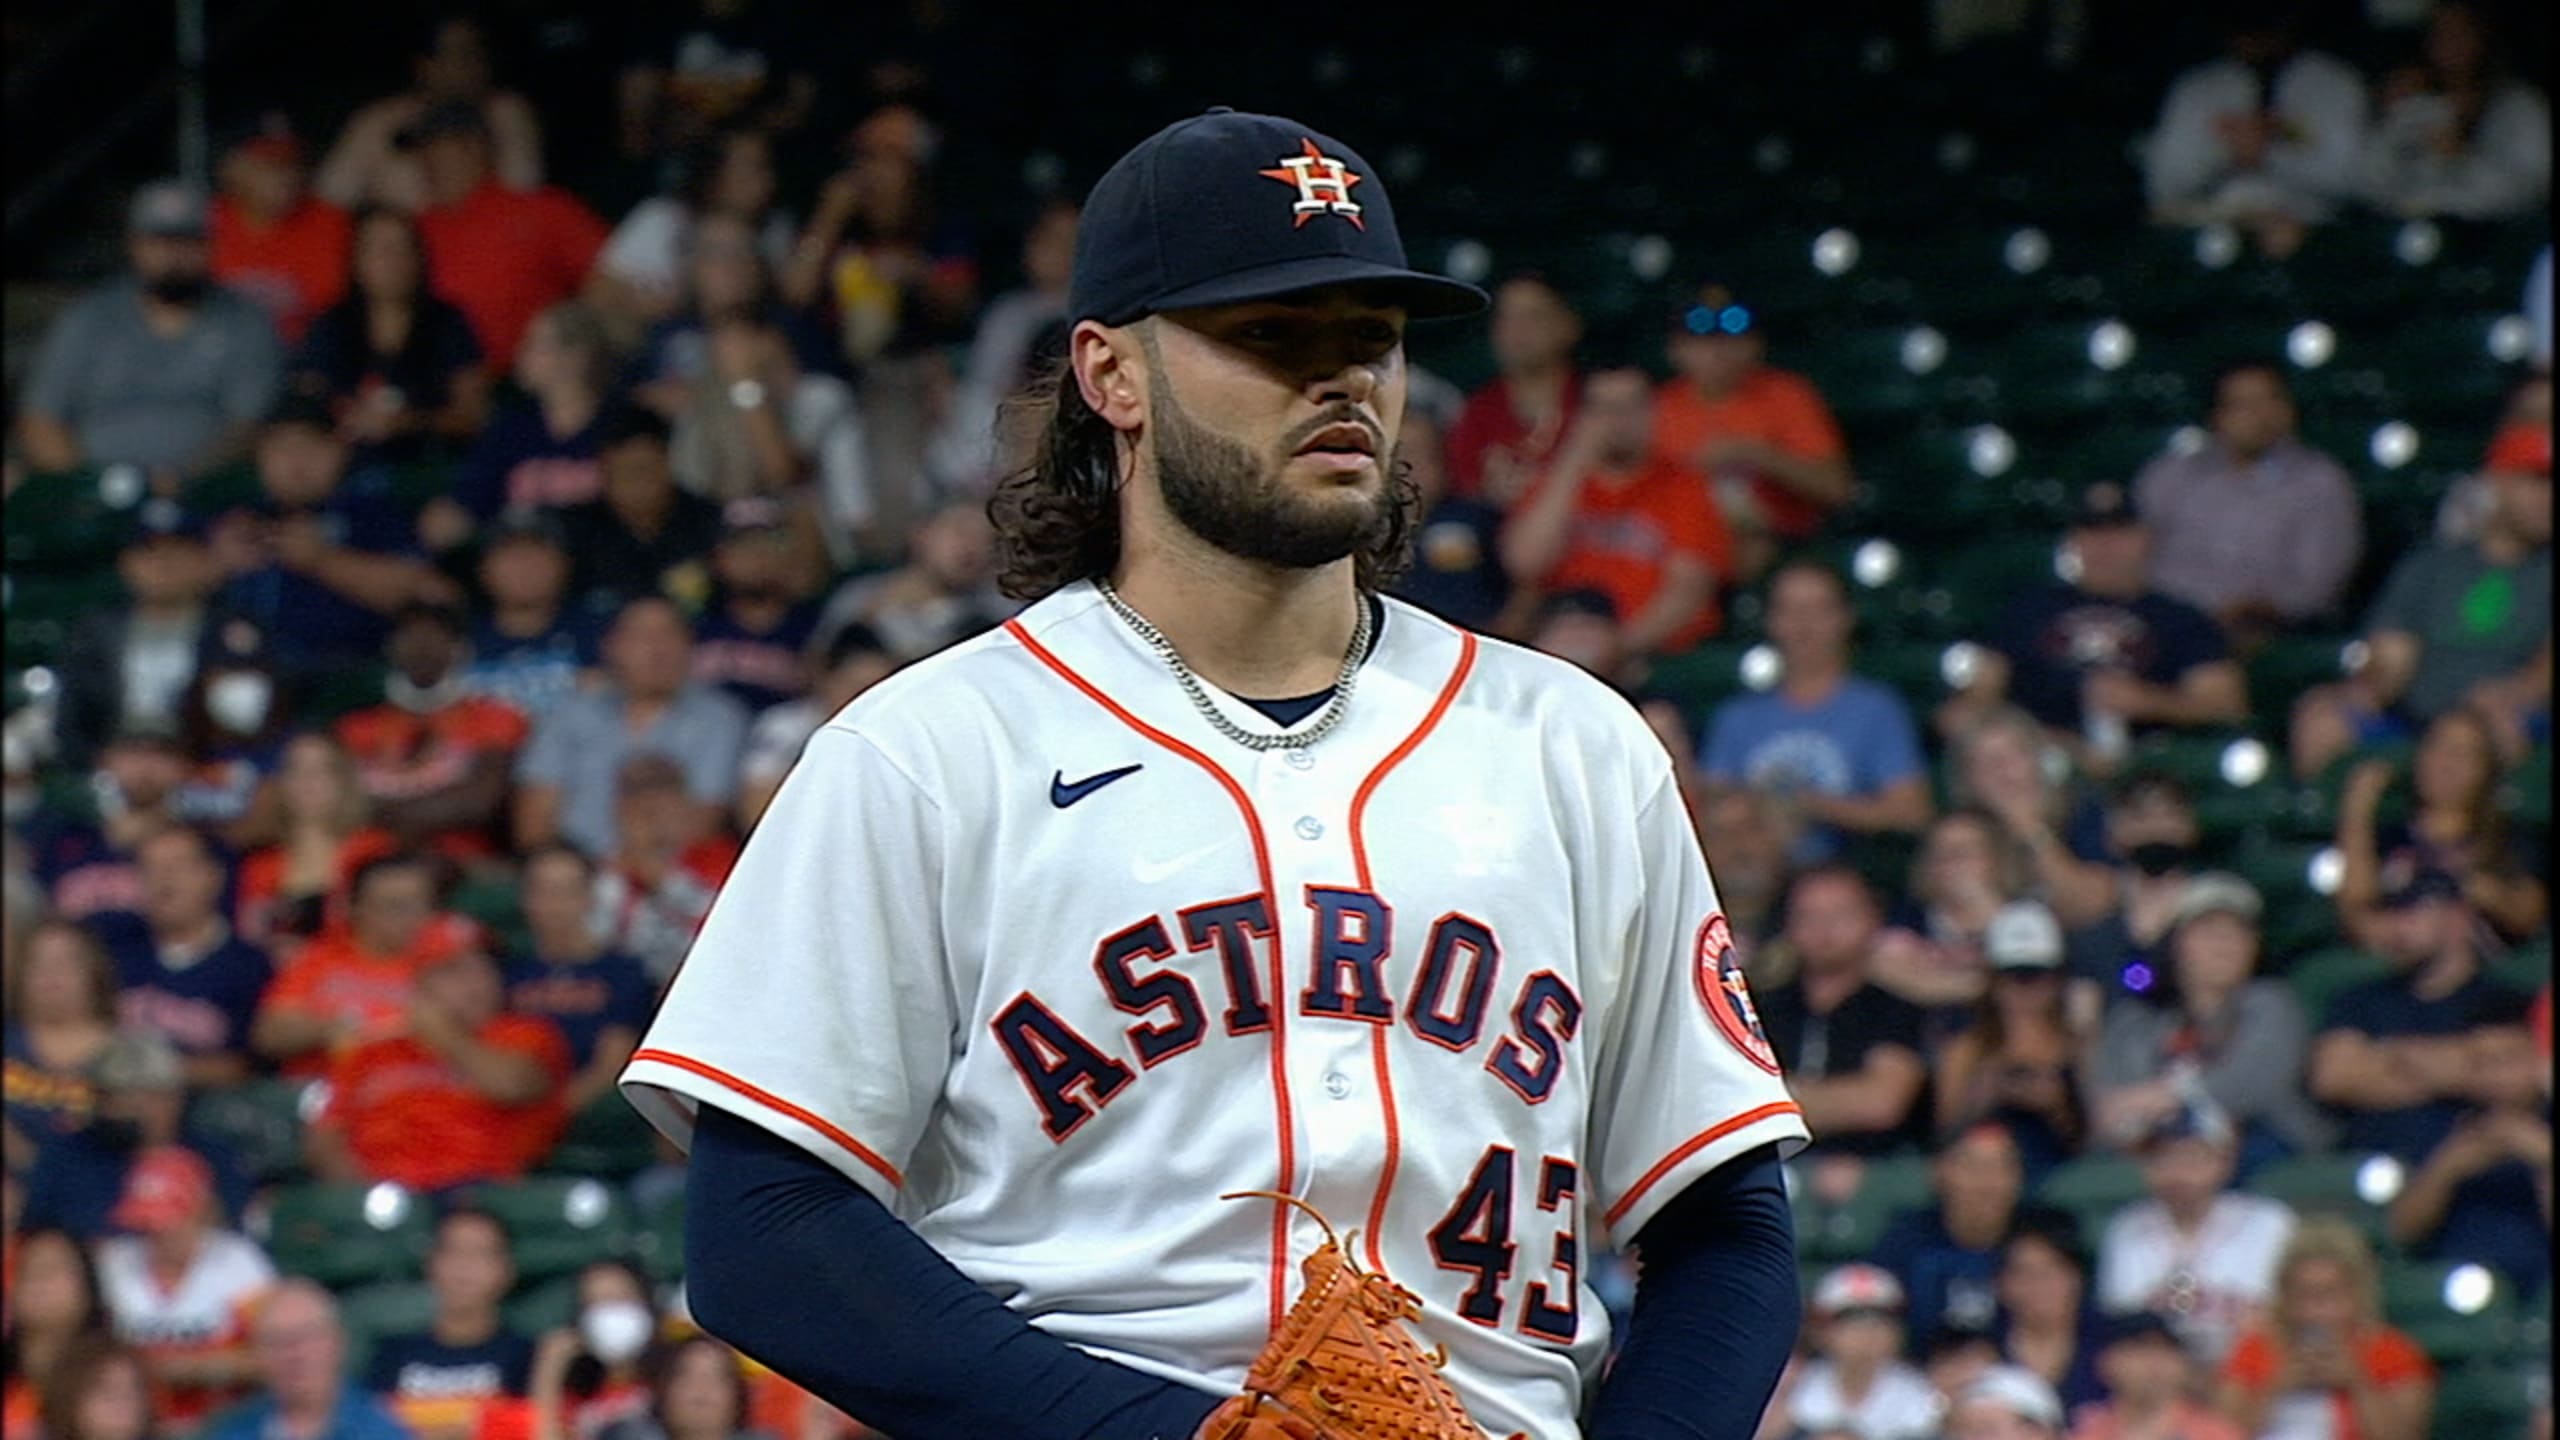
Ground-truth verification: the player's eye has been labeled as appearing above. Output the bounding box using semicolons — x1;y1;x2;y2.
1233;319;1291;345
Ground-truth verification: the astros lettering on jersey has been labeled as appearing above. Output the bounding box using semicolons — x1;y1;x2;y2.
623;583;1809;1439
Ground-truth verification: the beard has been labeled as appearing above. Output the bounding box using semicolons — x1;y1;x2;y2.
1149;373;1390;572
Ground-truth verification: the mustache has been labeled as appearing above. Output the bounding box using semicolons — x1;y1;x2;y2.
1279;406;1384;456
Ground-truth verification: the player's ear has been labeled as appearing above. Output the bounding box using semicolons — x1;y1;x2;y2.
1070;320;1146;434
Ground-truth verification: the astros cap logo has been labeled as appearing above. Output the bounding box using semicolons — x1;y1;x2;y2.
1259;138;1364;229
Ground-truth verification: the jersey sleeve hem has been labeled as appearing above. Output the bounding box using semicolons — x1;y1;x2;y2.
621;1047;905;1201
1601;1100;1807;1244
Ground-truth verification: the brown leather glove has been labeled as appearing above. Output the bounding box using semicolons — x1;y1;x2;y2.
1194;1194;1523;1440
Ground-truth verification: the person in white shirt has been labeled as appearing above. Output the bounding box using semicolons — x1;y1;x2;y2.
2145;5;2368;251
596;127;796;327
2362;0;2551;221
1786;1264;1947;1440
95;1145;275;1425
1947;1364;2065;1440
2094;1099;2294;1369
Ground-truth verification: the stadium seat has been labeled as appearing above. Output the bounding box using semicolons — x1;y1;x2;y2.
2428;1363;2537;1440
2286;947;2394;1028
2245;634;2354;739
1930;535;2062;634
2033;1153;2147;1238
2248;1151;2399;1252
633;1192;686;1281
257;1181;435;1290
2;468;137;572
468;1176;633;1285
2229;838;2345;961
335;1281;438;1381
2486;939;2550;1000
2501;747;2551;837
2384;1259;2522;1367
1792;1153;1933;1264
1644;642;1758;727
544;1094;666;1183
503;1274;583;1338
186;1078;315;1189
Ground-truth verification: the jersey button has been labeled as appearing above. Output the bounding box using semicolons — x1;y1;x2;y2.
1285;748;1315;770
1294;816;1325;841
1323;1071;1352;1099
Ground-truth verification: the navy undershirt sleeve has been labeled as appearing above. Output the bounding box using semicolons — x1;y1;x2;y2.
683;1105;1222;1440
1587;1144;1800;1440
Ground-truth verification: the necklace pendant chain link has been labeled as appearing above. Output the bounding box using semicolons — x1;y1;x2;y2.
1094;579;1369;753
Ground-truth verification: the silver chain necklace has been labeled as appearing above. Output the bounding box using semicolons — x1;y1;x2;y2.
1093;579;1371;752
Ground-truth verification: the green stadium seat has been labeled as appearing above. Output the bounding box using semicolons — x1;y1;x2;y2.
2501;748;2551;837
2230;838;2345;962
1796;327;1954;427
503;1275;583;1337
335;1281;438;1381
1931;536;2063;634
544;1094;666;1183
2249;1151;2399;1252
186;1078;316;1190
2;468;140;572
2287;947;2394;1028
1793;1153;1933;1263
633;1192;686;1281
2384;1259;2522;1367
257;1181;435;1290
2034;1153;2148;1237
2245;633;2355;738
1645;642;1758;726
2428;1362;2537;1440
468;1176;632;1285
2486;939;2550;1000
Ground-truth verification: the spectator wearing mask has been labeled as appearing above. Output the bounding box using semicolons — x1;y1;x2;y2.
2096;1100;2296;1369
314;15;544;213
86;825;272;1087
463;509;603;717
1389;406;1512;633
1652;283;1854;580
592;755;740;987
598;1335;770;1440
308;946;568;1192
505;844;653;1114
2071;771;2210;983
94;1145;272;1427
1949;1366;2067;1440
169;619;298;836
1782;1265;1943;1440
924;198;1078;496
2133;362;2360;646
1946;484;2247;772
53;500;231;771
250;851;462;1074
666;315;862;586
2091;874;2331;1169
1500;365;1736;658
2214;1220;2434;1440
32;1337;155;1440
2334;705;2547;953
444;301;615;534
22;723;190;920
514;1260;662;1440
21;1029;248;1243
2386;1017;2551;1297
290;204;489;467
1445;273;1583;507
2311;864;2536;1164
737;625;898;833
368;1206;535;1440
2;922;121;1174
595;126;796;331
1994;1214;2106;1418
1931;902;2087;1182
558;411;728;616
334;601;530;862
1874;1124;2053;1343
16;180;282;484
810;500;1007;663
1701;559;1933;862
3;1228;109;1440
210;393;454;680
1944;708;2116;941
2362;0;2551;222
207;123;350;345
231;732;397;952
409;100;609;372
1872;808;2033;1014
516;595;747;859
201;1280;410;1440
2144;3;2367;251
2067;1311;2247;1440
1756;865;1932;1167
691;502;819;712
2291;436;2549;777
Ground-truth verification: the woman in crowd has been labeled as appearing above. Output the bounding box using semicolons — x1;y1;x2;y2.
597;1336;774;1440
291;206;489;466
595;126;798;331
2362;0;2551;221
2;923;120;1175
2090;874;2333;1172
1945;708;2115;934
2215;1219;2435;1440
1873;807;2032;1011
1992;1213;2105;1418
439;302;618;543
2335;704;2548;953
2;1227;109;1440
1930;902;2086;1180
33;1337;154;1440
232;732;396;953
529;1260;663;1440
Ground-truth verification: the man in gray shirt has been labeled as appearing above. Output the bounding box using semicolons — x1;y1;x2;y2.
513;593;746;857
16;181;282;482
2134;360;2361;644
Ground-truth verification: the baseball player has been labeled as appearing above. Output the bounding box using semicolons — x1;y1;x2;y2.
623;108;1809;1440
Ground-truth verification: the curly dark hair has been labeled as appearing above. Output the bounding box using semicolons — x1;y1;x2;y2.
987;358;1420;602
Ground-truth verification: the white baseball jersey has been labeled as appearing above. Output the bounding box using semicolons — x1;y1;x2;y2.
2096;1193;2296;1365
622;580;1809;1438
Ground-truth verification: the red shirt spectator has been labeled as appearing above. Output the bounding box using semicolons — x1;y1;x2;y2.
2214;1219;2438;1440
1654;285;1853;563
250;854;472;1077
207;132;350;344
410;104;606;368
235;827;399;949
334;603;532;862
311;950;568;1193
1502;367;1736;657
1444;274;1582;505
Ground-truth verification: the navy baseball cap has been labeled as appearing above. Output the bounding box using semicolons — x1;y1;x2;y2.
125;497;206;547
1069;108;1487;327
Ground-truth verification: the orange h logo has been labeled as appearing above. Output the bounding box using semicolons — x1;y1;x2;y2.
1259;138;1365;229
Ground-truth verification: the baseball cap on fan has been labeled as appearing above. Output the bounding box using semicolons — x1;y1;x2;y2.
1068;108;1487;327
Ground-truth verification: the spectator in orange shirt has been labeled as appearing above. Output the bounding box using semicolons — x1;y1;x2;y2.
1444;273;1582;507
2215;1218;2435;1440
250;851;459;1074
307;947;568;1194
410;102;608;370
1653;283;1855;582
335;602;531;863
1500;366;1737;662
208;124;350;345
232;732;398;952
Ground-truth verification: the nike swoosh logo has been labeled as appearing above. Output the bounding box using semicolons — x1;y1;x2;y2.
1133;841;1228;884
1050;764;1143;808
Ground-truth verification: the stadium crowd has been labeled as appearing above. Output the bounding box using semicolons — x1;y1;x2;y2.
0;3;2551;1439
